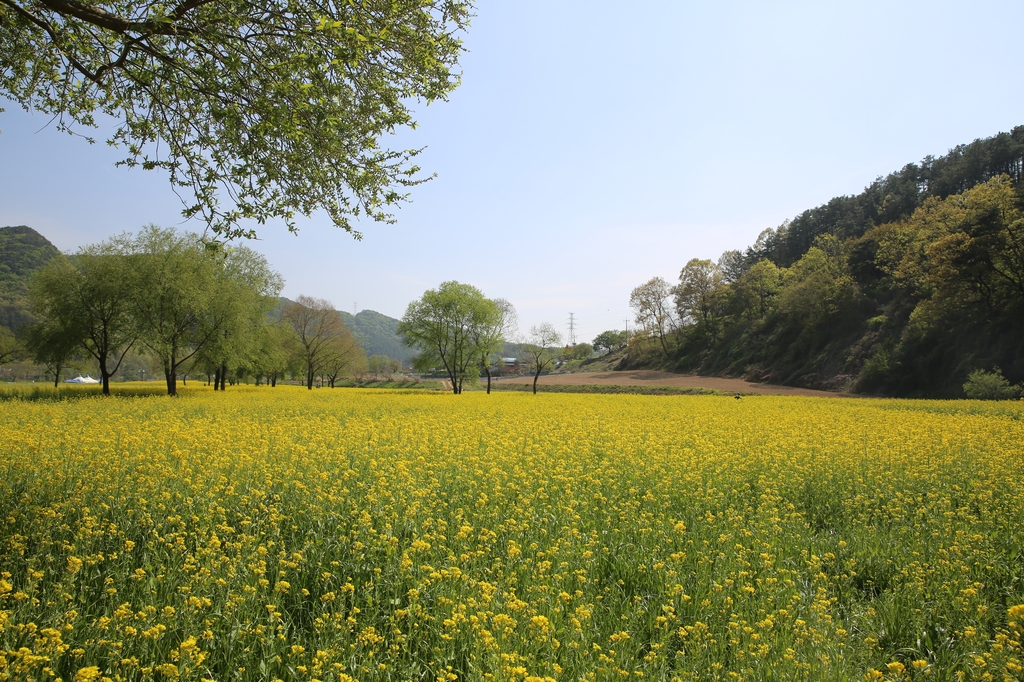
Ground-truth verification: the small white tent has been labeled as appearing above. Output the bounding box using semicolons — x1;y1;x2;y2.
65;375;100;384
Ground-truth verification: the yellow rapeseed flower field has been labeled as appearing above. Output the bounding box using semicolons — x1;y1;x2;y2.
1;387;1022;681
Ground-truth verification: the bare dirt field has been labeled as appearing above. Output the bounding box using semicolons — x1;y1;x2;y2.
493;370;850;397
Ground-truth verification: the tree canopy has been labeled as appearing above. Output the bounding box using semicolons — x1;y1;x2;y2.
0;0;472;239
282;295;356;390
743;127;1024;268
469;297;516;394
522;322;561;395
28;242;138;394
674;259;724;330
26;226;282;394
397;281;503;394
592;329;628;354
614;127;1024;396
130;227;282;394
629;277;676;356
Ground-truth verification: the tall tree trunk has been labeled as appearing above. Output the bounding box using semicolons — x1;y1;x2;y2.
533;366;541;394
219;364;227;390
213;367;221;391
99;351;111;395
164;357;175;396
306;365;314;390
165;344;178;396
271;373;277;387
485;365;492;394
53;362;62;388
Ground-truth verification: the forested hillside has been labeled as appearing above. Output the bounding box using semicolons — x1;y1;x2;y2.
0;226;60;331
275;300;412;363
626;127;1024;397
339;309;414;363
747;127;1024;267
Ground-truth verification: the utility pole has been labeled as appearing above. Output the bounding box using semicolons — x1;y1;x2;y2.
623;318;630;334
567;313;577;346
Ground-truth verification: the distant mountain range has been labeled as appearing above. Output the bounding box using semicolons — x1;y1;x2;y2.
0;225;412;362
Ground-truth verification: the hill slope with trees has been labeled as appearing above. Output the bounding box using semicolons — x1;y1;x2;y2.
274;300;411;363
625;127;1024;397
0;225;60;331
340;309;414;363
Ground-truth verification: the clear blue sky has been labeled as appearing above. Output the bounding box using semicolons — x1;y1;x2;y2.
3;0;1023;344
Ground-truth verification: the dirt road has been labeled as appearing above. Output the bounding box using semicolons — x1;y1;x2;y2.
493;370;849;397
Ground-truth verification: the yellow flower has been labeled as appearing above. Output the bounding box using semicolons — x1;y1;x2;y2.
1;386;1022;680
75;667;102;682
156;663;179;678
1009;603;1024;628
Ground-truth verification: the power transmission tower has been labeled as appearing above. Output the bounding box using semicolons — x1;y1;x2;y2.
353;302;358;315
567;313;577;346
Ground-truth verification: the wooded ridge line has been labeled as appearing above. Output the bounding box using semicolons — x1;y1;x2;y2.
623;126;1024;397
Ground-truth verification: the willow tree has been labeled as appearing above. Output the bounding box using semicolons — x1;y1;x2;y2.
28;239;137;395
470;298;516;394
282;296;349;390
129;226;281;395
197;246;284;390
1;0;471;239
398;281;501;395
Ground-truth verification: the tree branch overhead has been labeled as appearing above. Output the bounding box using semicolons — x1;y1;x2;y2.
1;0;472;238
